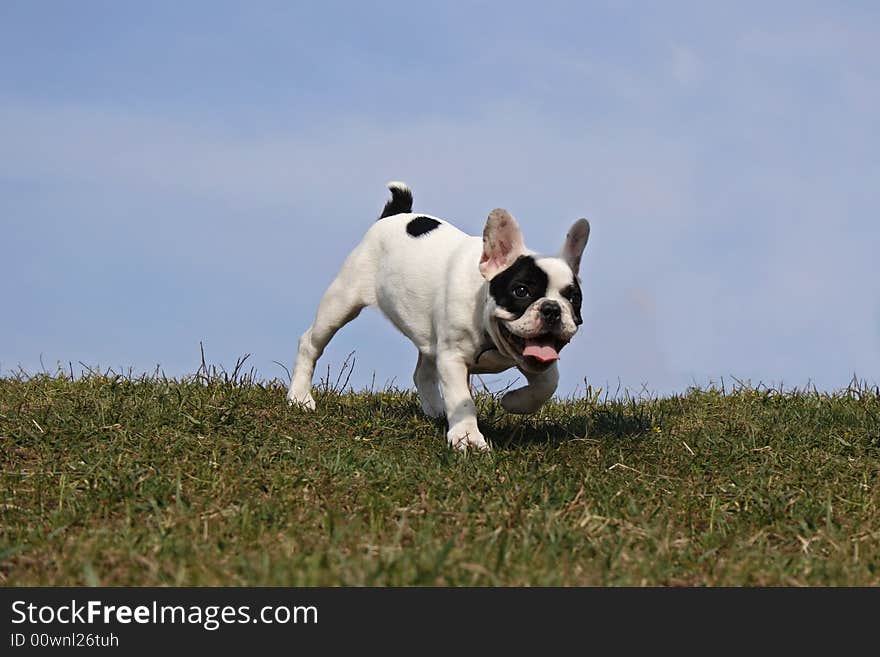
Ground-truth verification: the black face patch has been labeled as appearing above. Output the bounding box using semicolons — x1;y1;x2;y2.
489;256;549;319
561;281;583;325
406;215;441;237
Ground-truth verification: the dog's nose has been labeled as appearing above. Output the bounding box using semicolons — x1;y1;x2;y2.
540;301;561;323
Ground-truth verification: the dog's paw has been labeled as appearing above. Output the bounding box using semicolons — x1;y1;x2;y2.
446;424;490;452
287;389;316;411
500;389;545;415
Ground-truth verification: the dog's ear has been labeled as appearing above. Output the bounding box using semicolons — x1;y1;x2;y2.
480;209;526;280
559;218;590;276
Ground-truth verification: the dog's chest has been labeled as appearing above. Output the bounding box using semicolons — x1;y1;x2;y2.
470;345;515;374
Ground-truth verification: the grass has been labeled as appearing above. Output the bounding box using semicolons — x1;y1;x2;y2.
1;361;879;586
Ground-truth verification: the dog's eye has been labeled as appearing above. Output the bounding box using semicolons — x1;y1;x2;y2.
563;288;581;304
513;285;530;298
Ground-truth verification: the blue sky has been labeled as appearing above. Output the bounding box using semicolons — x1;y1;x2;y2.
2;1;879;396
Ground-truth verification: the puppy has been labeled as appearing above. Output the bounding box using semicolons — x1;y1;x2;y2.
288;182;590;450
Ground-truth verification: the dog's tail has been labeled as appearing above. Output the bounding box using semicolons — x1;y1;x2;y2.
378;181;413;219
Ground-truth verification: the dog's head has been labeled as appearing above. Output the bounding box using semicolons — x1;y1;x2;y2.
480;209;590;374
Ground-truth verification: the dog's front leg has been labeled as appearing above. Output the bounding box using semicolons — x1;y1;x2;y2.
436;355;489;451
500;363;559;414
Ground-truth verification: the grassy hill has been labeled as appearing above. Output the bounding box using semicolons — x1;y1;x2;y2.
1;366;878;586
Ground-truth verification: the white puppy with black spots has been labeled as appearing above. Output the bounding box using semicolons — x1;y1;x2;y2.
288;182;590;451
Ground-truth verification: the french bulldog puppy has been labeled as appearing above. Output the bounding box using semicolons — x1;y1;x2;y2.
288;182;590;451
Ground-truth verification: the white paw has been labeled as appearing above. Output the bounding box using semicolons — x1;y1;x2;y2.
287;389;316;411
446;424;490;452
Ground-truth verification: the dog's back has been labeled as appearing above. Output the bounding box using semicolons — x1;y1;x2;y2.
357;183;480;353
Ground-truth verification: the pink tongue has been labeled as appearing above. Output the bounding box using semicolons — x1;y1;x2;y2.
523;339;559;362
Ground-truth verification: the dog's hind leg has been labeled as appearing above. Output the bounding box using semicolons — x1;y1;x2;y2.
288;250;373;410
413;353;444;418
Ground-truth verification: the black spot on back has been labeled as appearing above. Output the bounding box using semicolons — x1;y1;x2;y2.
489;256;549;319
406;215;441;237
561;281;583;325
